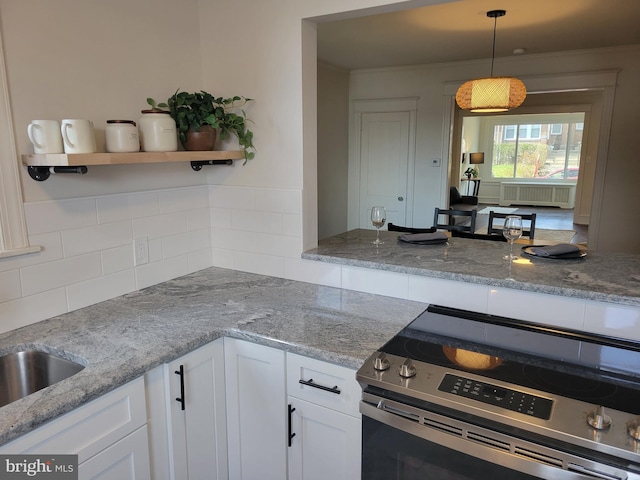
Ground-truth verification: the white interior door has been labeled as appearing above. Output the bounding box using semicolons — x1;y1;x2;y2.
358;111;410;229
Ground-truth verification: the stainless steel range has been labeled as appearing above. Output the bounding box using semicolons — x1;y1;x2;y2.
357;305;640;479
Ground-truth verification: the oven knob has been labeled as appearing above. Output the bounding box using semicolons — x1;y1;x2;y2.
398;358;416;378
587;406;612;430
373;352;390;371
626;417;640;440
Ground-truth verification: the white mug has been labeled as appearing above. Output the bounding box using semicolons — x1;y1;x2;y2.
27;120;64;154
61;119;96;154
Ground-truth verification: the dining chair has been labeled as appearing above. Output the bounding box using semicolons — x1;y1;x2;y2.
487;211;537;239
388;223;436;234
433;208;477;233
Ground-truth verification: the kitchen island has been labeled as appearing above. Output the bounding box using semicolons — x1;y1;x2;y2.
0;267;426;446
302;229;640;307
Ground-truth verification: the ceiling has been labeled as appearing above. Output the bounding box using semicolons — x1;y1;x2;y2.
316;0;640;70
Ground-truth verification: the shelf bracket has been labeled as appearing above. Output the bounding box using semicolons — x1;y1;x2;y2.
28;166;88;181
190;159;233;171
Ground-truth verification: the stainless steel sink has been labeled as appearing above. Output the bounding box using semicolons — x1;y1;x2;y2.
0;350;85;408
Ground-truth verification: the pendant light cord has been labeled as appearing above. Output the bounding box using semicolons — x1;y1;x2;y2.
490;14;497;77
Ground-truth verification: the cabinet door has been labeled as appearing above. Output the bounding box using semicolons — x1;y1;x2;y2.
79;426;150;480
166;339;227;480
224;338;287;480
288;397;361;480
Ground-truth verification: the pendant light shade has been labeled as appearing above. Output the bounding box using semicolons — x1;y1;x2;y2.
456;76;526;113
456;10;526;113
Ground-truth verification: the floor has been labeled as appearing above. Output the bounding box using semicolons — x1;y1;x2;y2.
477;204;588;244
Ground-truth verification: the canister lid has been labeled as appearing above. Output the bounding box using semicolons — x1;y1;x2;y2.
107;119;137;126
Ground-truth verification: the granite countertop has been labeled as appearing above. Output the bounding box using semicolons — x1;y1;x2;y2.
302;229;640;307
0;267;426;446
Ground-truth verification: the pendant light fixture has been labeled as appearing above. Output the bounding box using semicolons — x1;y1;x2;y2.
456;10;526;113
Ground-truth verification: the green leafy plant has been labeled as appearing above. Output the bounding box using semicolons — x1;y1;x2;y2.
165;90;255;161
146;97;168;111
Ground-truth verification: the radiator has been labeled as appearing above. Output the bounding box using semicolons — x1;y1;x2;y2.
499;183;576;209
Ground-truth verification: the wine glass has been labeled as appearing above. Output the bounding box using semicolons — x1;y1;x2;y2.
371;206;386;245
502;215;523;261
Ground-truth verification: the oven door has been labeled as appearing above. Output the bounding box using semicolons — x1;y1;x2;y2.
361;393;638;480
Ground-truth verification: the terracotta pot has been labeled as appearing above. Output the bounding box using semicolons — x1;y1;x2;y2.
182;125;217;151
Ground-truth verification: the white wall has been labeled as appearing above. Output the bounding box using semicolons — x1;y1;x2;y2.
318;63;350;239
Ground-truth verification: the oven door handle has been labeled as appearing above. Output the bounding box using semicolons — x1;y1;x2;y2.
361;398;634;480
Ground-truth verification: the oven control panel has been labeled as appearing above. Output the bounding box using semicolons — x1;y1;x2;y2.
439;374;553;420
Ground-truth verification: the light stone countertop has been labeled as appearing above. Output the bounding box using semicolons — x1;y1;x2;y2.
302;229;640;307
0;267;427;446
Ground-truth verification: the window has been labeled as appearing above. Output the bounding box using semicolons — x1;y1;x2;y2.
490;113;585;180
550;124;563;135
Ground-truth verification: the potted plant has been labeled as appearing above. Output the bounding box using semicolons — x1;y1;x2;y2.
155;90;255;161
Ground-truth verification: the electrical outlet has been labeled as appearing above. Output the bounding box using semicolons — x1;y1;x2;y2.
431;158;441;167
134;237;149;265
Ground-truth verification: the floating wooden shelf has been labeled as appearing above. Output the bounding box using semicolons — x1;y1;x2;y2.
21;150;245;181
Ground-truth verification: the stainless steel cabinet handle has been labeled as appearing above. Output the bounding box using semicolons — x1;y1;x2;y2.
175;365;185;411
299;378;341;395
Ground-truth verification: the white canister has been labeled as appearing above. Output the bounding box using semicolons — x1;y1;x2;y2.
105;120;140;153
137;110;177;152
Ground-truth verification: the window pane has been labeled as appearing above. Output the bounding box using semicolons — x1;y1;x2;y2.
492;125;515;178
489;115;584;181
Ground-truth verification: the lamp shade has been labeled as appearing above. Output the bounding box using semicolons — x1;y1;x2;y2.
470;152;485;164
456;76;526;113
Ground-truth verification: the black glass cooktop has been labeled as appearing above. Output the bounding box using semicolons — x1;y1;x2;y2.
380;305;640;415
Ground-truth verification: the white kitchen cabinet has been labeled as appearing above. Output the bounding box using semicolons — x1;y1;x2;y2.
287;397;361;480
145;338;227;480
0;377;150;480
287;353;362;480
224;337;287;480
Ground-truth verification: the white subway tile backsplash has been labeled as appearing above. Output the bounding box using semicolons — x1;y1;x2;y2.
0;288;68;335
232;210;283;234
148;238;163;263
67;270;136;312
584;302;640;340
162;229;210;259
209;185;256;210
211;227;258;252
101;244;135;275
255;189;301;214
21;253;102;297
408;276;489;312
62;220;132;257
159;186;208;213
0;232;63;273
132;211;187;239
488;288;586;329
211;248;235;270
25;198;97;235
210;208;232;228
188;248;213;273
187;207;212;231
284;258;341;288
96;191;159;224
282;214;302;237
0;270;22;302
135;255;190;290
342;266;409;299
257;233;302;259
232;251;285;278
